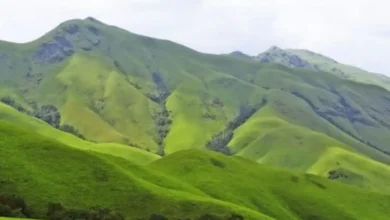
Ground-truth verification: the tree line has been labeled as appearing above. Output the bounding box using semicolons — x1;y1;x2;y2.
0;97;84;139
0;193;244;220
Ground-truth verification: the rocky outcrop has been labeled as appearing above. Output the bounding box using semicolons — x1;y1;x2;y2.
34;35;75;64
256;46;314;69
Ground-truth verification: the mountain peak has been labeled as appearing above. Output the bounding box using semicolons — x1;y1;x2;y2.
84;16;104;24
229;50;251;59
267;45;282;52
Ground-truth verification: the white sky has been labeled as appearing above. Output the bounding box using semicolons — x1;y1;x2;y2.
1;0;390;75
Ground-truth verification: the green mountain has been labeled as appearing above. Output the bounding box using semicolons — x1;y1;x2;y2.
1;17;390;219
252;46;390;91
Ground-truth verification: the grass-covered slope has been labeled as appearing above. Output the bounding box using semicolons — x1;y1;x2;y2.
0;121;271;220
288;49;390;91
1;121;390;220
253;46;390;91
0;102;159;165
0;17;390;185
150;150;390;220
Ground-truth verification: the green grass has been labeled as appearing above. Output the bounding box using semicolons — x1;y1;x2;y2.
288;49;390;91
307;147;390;194
1;121;390;220
227;102;390;194
0;17;390;202
0;103;159;165
0;218;35;220
150;149;390;220
0;121;271;220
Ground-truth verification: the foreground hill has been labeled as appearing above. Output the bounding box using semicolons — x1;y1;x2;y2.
0;103;389;196
1;121;390;220
1;17;390;191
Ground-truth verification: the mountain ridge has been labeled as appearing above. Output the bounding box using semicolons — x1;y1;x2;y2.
0;17;390;192
1;17;390;219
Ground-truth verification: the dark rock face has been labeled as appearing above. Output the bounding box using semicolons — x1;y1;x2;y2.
87;25;100;36
63;24;80;35
34;35;74;64
288;55;310;68
292;91;376;127
259;57;270;63
53;36;73;48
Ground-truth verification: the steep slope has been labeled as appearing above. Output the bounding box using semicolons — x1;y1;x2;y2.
255;46;315;70
288;49;390;90
253;46;390;91
0;102;159;165
1;17;390;182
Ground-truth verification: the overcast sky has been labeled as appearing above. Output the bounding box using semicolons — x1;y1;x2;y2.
1;0;389;75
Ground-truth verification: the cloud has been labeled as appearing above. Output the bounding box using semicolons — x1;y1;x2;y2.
0;0;389;74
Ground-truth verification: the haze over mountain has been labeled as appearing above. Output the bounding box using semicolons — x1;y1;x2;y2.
0;17;390;220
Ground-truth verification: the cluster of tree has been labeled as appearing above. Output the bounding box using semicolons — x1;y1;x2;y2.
0;96;30;114
33;104;61;128
59;124;85;140
206;100;267;155
0;194;34;218
0;194;124;220
154;109;171;156
148;90;169;104
148;72;170;104
206;130;233;155
0;193;245;220
327;170;348;180
148;72;172;156
47;203;124;220
226;105;258;131
148;213;244;220
0;97;86;140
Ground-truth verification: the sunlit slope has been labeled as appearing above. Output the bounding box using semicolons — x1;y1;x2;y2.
225;91;390;193
0;121;275;220
288;49;390;91
150;149;390;220
0;103;159;165
308;147;390;195
0;17;390;170
1;121;390;220
230;104;353;169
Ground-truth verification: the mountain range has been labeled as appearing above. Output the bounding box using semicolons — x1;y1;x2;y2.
0;17;390;220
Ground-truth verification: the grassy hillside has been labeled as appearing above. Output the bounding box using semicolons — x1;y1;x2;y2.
150;150;390;220
288;49;390;91
1;120;390;220
1;17;390;199
0;102;159;165
0;121;270;220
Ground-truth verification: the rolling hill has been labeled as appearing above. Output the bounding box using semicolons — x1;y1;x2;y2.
1;17;390;219
0;120;390;220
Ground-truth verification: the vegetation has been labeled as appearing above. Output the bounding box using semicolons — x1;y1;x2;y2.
206;100;267;155
58;124;85;139
0;17;390;220
0;120;390;220
0;194;34;218
1;17;390;161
